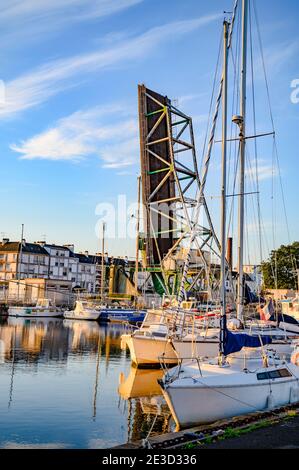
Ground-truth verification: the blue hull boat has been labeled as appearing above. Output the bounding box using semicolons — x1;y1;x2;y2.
99;308;146;324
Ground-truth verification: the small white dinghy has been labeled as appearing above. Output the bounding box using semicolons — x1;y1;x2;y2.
63;300;100;321
8;298;62;318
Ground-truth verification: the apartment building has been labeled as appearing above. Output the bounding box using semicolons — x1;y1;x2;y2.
0;239;49;281
0;239;96;293
39;243;96;293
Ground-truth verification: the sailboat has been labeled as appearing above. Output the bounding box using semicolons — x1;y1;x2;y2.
160;348;299;428
122;0;299;368
63;300;100;320
159;3;299;428
8;298;62;318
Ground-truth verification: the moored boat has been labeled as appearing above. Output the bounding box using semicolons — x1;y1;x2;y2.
99;307;146;324
63;300;100;320
8;298;62;318
159;352;299;429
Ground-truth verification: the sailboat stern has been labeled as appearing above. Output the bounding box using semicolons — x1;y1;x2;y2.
120;332;178;368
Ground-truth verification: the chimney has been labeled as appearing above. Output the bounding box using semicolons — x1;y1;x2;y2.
64;244;74;252
85;250;89;256
226;237;233;270
2;238;9;245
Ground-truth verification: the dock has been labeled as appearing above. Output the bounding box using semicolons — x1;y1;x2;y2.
113;402;299;450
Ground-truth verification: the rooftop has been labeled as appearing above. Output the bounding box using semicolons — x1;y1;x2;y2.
0;241;49;256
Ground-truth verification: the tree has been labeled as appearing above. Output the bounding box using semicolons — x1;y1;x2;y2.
261;242;299;289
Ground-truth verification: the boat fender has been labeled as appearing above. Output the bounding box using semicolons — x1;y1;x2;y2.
227;318;242;330
119;372;125;385
266;392;275;410
120;337;127;350
291;351;299;366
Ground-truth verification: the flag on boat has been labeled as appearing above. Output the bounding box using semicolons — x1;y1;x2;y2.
223;330;272;356
258;299;275;321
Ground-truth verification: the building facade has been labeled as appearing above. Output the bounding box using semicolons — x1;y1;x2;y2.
0;239;49;282
0;239;96;294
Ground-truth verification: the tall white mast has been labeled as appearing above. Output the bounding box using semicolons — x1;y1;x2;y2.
100;221;106;302
236;0;248;321
17;223;24;301
134;175;141;305
219;20;229;361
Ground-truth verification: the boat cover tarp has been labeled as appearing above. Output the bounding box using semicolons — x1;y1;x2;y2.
224;330;272;356
269;313;299;325
244;283;259;304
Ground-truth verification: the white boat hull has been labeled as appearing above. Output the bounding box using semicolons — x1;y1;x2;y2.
161;363;299;428
8;307;62;318
121;330;294;368
279;321;299;334
174;338;294;360
63;310;100;321
121;333;178;368
173;337;219;359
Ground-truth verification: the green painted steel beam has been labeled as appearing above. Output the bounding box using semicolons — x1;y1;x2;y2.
171;119;188;126
147;167;170;175
178;175;194;181
145;107;165;117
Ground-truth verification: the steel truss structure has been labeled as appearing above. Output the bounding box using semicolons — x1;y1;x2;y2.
138;85;221;296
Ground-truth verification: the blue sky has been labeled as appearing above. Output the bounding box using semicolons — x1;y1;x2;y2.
0;0;298;262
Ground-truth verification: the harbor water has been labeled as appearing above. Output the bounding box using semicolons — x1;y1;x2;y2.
0;318;172;448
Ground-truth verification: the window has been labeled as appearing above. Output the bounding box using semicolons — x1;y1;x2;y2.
278;368;292;378
268;370;281;379
257;368;292;380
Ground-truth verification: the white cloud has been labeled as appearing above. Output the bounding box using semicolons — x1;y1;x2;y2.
10;104;139;168
245;159;277;182
0;13;221;119
265;40;299;72
0;0;143;42
0;0;141;21
101;137;139;168
254;40;299;80
177;92;208;106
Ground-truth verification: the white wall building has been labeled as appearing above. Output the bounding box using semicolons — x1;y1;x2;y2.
42;243;96;293
0;239;96;294
0;240;50;282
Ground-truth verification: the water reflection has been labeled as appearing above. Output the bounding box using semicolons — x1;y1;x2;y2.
118;367;165;399
118;367;172;443
0;318;170;448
